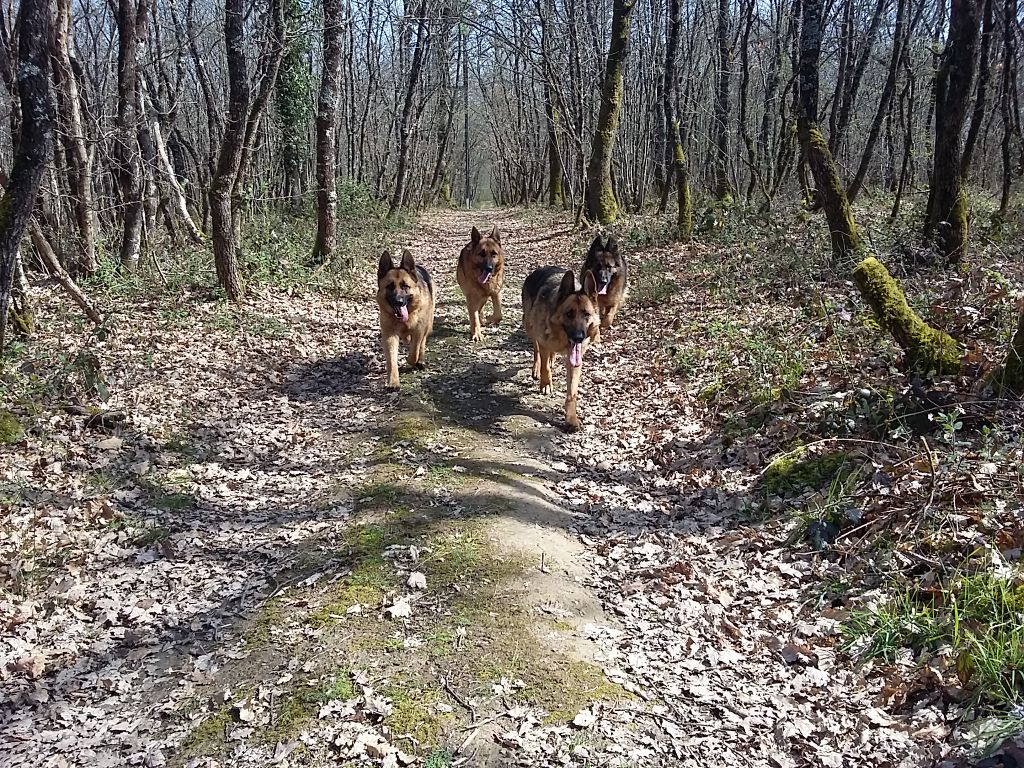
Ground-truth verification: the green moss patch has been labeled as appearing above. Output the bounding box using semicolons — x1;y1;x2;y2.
237;509;627;753
180;706;234;759
382;677;454;745
0;410;24;444
383;412;438;446
763;447;854;497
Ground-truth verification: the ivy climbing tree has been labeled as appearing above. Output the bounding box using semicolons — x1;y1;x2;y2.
275;0;314;207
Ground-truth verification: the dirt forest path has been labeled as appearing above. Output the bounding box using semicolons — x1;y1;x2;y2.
2;207;946;768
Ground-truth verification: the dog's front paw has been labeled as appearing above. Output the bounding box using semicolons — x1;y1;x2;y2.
540;383;553;395
471;330;484;342
385;383;401;393
413;362;426;371
564;415;581;432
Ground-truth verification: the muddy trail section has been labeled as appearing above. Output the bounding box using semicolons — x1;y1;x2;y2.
3;207;959;768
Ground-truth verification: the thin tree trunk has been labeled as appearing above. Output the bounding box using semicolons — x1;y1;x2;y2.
114;0;153;272
0;0;52;356
314;0;344;262
712;0;734;201
831;0;888;156
388;0;429;217
538;0;564;208
923;0;981;264
665;0;691;240
847;0;913;202
585;0;637;224
891;60;917;219
997;0;1016;215
142;81;204;245
961;0;994;173
29;220;102;325
52;0;97;275
210;0;249;300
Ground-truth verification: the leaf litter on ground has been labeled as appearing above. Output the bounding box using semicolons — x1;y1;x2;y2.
2;205;1023;767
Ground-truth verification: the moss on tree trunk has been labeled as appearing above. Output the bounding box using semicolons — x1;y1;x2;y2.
799;0;960;377
853;257;962;374
672;129;692;242
9;286;32;337
801;125;864;261
584;0;636;224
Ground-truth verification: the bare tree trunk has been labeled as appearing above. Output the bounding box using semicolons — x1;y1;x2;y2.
388;0;429;217
314;0;344;262
210;0;249;300
961;0;994;173
29;220;102;325
52;0;97;275
665;0;691;240
585;0;637;224
0;0;52;355
538;0;564;208
796;0;861;263
891;59;917;219
114;0;154;272
923;0;981;264
997;0;1017;215
210;0;285;299
711;0;734;201
848;0;914;202
142;81;204;245
831;0;888;157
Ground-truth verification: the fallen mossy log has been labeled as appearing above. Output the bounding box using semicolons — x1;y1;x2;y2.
852;257;962;375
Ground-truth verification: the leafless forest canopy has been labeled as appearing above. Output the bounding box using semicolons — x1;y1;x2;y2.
0;0;1020;260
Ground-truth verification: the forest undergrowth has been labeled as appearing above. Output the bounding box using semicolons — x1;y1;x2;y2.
1;197;1023;767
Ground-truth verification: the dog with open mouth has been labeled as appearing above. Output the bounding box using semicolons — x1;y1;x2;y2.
522;267;601;432
376;249;435;391
581;235;627;338
455;225;505;342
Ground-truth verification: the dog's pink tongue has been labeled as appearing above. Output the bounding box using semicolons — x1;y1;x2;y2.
598;284;609;295
398;305;409;322
478;271;491;284
568;343;582;368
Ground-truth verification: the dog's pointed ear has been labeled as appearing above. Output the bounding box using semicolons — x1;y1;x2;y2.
471;226;481;245
583;270;598;298
589;235;604;254
489;226;501;244
377;251;393;282
400;248;417;279
605;236;619;253
558;270;577;302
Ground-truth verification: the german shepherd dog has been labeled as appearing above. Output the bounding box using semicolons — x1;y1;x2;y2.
376;249;435;391
456;226;504;341
581;235;627;336
522;267;601;431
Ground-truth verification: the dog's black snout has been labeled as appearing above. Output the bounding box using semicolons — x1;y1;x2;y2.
390;296;408;307
568;329;586;344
